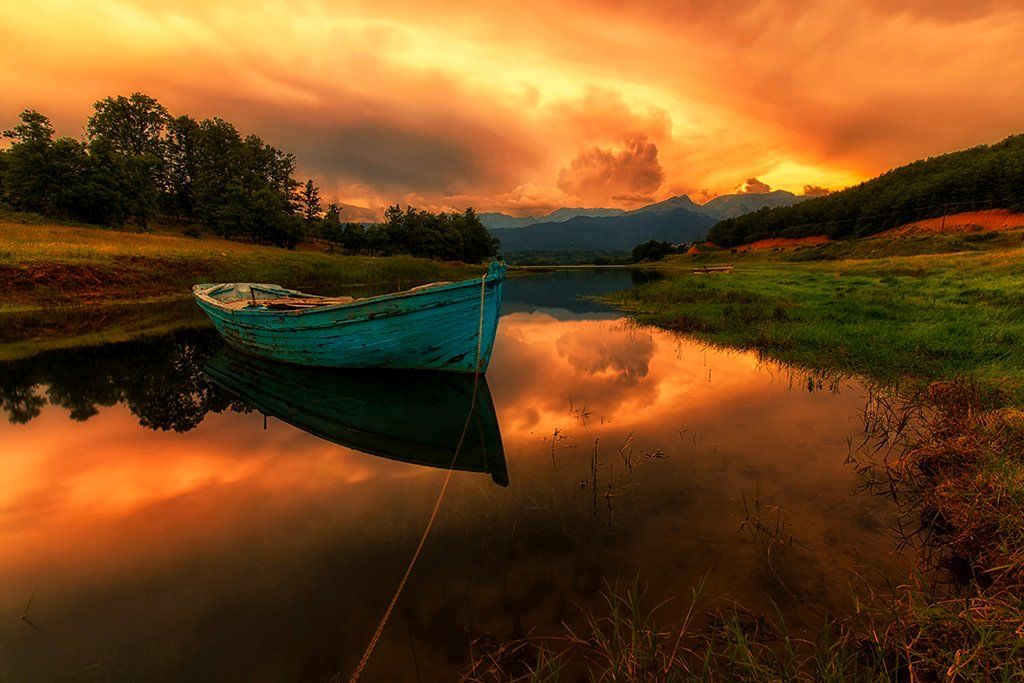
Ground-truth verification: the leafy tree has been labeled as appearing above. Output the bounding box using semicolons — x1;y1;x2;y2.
163;114;200;221
300;179;321;221
86;93;168;157
85;93;170;228
324;202;341;224
0;91;503;259
372;205;498;262
632;240;676;262
1;110;58;213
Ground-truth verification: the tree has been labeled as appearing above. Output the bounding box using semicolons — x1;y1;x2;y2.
163;114;200;221
632;240;675;262
86;93;168;157
86;93;170;228
1;110;57;213
300;179;321;221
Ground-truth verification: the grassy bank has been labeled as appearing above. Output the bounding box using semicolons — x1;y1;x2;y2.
613;244;1024;400
0;218;480;313
551;239;1024;681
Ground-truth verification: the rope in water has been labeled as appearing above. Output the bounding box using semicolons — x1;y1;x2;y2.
347;273;489;683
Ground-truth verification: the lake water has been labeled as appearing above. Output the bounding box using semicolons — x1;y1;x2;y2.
0;269;908;681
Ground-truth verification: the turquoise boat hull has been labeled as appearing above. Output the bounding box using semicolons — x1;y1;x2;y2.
205;347;508;485
193;262;505;373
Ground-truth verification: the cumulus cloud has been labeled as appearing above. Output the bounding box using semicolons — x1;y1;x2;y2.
556;137;665;206
739;177;771;194
802;185;832;197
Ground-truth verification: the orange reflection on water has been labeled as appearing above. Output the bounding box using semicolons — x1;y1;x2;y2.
0;311;908;680
490;312;822;442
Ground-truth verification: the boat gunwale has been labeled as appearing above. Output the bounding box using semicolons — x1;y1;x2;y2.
192;266;502;318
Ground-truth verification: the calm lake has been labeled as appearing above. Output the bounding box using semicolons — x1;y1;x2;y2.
0;269;908;681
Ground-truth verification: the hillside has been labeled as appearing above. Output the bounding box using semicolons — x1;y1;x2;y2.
492;206;714;254
709;133;1024;246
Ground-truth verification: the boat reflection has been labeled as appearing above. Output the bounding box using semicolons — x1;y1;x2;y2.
204;347;508;485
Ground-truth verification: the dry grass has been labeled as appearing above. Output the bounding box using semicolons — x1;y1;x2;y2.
851;379;1024;681
0;219;479;312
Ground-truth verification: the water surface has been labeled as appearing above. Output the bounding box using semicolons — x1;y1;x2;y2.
0;269;907;680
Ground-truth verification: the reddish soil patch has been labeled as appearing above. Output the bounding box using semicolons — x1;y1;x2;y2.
735;235;830;251
879;210;1024;237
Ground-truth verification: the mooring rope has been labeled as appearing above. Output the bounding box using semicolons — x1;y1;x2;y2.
347;272;489;682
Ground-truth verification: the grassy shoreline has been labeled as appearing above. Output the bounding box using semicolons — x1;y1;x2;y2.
0;219;481;313
560;243;1024;681
612;244;1024;401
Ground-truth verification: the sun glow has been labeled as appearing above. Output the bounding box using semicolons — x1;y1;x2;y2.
2;0;1022;212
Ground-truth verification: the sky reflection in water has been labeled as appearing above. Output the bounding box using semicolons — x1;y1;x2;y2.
0;270;907;681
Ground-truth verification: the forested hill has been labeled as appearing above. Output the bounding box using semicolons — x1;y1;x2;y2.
708;133;1024;247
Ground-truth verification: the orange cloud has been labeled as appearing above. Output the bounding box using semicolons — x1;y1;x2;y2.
738;177;771;194
802;185;832;197
1;0;1022;211
557;137;665;206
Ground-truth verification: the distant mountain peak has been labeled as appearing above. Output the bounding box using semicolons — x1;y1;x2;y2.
697;190;803;220
479;206;625;230
629;195;700;214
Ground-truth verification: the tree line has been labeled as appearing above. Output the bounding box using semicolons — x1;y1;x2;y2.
631;239;684;262
313;205;498;263
708;133;1024;247
0;93;499;262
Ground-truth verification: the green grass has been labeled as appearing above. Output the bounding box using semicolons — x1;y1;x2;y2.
613;246;1024;400
588;238;1024;681
0;219;481;312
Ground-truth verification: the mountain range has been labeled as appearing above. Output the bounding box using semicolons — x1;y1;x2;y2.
487;189;805;255
478;207;626;229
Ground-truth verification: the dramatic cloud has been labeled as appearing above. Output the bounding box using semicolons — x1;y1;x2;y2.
802;185;832;197
490;184;578;215
557;137;665;206
1;0;1022;210
739;178;771;194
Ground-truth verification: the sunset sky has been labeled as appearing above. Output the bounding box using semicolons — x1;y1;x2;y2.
2;0;1022;215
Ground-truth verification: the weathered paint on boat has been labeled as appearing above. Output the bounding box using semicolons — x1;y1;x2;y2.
205;347;508;485
193;262;505;373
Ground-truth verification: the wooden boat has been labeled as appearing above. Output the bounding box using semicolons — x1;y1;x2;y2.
193;261;506;373
205;347;508;485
